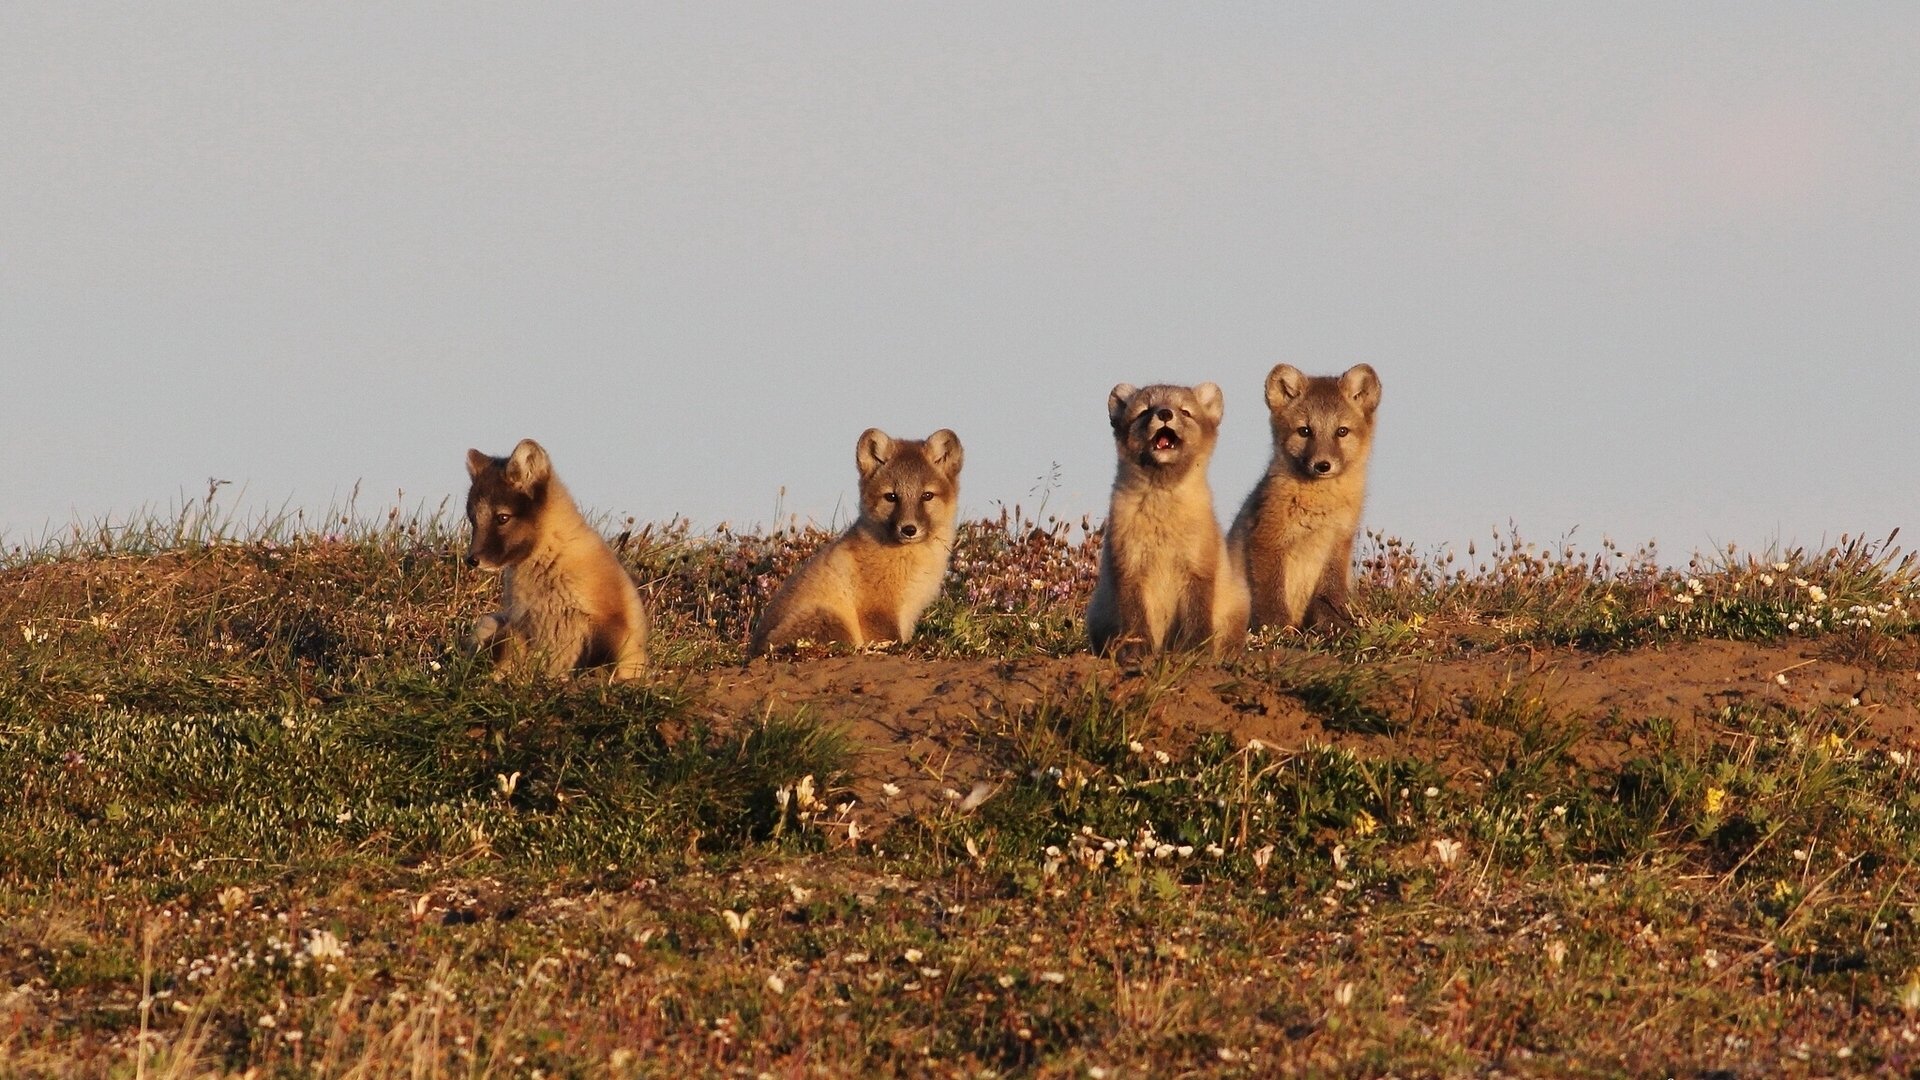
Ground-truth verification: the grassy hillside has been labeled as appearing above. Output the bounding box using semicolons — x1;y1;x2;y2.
3;502;1920;1076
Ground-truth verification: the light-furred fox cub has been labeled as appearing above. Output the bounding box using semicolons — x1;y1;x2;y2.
750;428;964;656
1087;382;1250;659
465;439;650;681
1228;363;1381;631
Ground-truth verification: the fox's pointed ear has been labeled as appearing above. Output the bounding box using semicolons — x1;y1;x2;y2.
1264;365;1306;411
1194;382;1224;423
1340;364;1381;416
465;448;491;479
1107;384;1138;429
503;439;552;492
856;428;894;479
924;429;964;476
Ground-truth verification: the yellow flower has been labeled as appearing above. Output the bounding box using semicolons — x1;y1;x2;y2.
1353;810;1379;837
1703;787;1727;816
1821;732;1847;756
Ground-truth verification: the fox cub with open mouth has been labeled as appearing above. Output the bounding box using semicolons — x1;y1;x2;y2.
1229;363;1381;631
750;428;964;656
1087;382;1249;659
464;438;650;681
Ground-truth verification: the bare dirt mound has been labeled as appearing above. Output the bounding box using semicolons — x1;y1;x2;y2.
689;640;1920;827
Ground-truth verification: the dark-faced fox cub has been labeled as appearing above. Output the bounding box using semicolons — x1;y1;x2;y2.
464;439;650;680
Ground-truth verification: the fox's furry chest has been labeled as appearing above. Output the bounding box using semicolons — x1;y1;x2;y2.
845;523;953;626
1238;467;1367;624
500;542;614;630
1106;478;1222;586
1244;469;1365;549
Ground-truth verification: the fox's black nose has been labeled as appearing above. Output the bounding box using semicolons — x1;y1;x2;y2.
1155;408;1173;422
899;523;918;538
464;552;479;568
1313;460;1333;474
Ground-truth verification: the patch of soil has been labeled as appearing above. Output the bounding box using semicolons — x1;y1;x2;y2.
690;640;1920;831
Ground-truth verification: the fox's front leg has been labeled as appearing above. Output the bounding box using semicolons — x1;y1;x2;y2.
1303;535;1358;632
1108;583;1158;662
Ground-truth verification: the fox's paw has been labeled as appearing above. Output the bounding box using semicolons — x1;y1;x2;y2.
469;613;506;651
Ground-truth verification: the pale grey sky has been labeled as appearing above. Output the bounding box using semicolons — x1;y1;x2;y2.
5;4;1917;557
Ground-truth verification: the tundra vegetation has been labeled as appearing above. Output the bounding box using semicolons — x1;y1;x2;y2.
4;489;1920;1077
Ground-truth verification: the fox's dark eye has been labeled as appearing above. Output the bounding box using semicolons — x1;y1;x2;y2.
1180;408;1193;418
492;513;510;526
883;492;898;503
1296;426;1312;438
1336;426;1350;438
921;491;934;503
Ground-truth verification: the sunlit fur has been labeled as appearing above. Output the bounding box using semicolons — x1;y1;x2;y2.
750;428;964;655
1086;382;1249;659
1228;363;1382;631
465;439;650;681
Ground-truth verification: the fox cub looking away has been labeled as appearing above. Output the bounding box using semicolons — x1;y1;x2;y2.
750;428;964;656
464;438;650;681
1228;363;1381;631
1087;382;1250;659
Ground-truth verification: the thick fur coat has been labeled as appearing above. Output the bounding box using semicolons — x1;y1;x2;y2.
465;439;650;681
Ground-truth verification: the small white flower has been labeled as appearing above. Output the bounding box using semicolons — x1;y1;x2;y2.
1152;750;1171;765
1759;573;1775;586
304;930;346;962
1430;838;1464;866
1128;740;1144;754
1252;845;1274;871
958;781;996;813
613;952;633;968
1773;562;1790;572
1332;981;1356;1007
794;774;819;811
1775;673;1790;687
881;782;901;798
903;948;924;964
765;973;786;995
1039;971;1066;984
1687;578;1704;594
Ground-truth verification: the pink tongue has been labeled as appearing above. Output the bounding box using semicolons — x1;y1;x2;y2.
1154;435;1174;450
